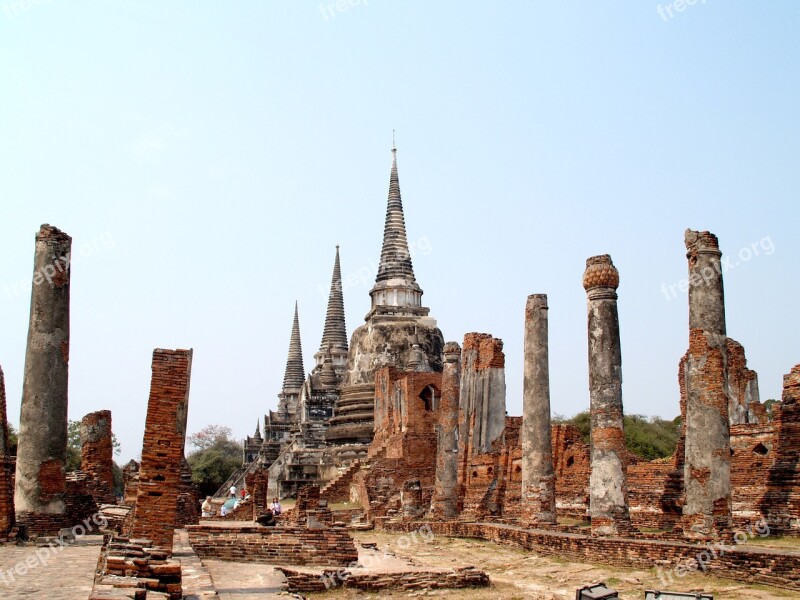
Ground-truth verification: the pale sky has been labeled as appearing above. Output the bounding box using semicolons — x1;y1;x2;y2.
1;2;798;462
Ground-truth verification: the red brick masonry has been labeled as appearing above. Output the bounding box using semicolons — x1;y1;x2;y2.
186;522;358;566
380;521;800;591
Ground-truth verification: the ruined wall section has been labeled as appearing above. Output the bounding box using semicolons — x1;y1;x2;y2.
80;410;116;505
131;349;193;552
0;366;14;538
727;338;766;425
356;369;440;520
760;364;800;535
456;333;507;520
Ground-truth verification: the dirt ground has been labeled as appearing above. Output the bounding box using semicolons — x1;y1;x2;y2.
303;530;800;600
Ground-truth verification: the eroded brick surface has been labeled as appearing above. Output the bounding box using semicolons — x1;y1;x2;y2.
0;366;13;538
131;349;193;552
187;522;358;566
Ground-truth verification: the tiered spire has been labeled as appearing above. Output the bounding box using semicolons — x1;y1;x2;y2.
252;421;263;442
319;246;348;352
282;302;305;392
375;147;417;284
367;145;426;318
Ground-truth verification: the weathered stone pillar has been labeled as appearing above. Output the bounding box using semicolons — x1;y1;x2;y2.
521;294;556;524
683;230;732;536
0;366;15;536
429;341;461;520
14;224;71;534
583;255;630;535
80;410;114;495
132;349;193;552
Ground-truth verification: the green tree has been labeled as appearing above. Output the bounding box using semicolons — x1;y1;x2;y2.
763;399;780;422
553;411;679;461
186;425;242;497
7;424;18;456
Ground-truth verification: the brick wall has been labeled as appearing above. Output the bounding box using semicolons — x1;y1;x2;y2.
187;523;358;566
278;565;489;593
0;366;14;537
79;410;117;505
759;364;800;535
380;521;800;591
131;349;193;552
91;535;182;600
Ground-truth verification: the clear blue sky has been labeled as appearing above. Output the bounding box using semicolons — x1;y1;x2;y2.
1;2;798;462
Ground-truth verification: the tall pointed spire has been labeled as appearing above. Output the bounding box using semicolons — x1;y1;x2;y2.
367;144;426;319
375;147;417;283
319;246;348;352
282;302;305;392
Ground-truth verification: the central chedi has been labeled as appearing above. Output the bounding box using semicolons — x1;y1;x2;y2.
326;146;444;448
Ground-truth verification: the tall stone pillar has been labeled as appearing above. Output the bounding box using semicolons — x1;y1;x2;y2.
0;366;15;536
521;294;556;524
682;230;732;537
80;410;114;492
583;255;630;535
429;341;461;520
132;349;193;553
14;224;72;534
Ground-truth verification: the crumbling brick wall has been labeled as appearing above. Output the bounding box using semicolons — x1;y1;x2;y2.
727;339;765;425
131;349;193;552
187;522;359;566
246;467;269;518
357;369;440;520
176;456;200;527
0;366;14;538
552;424;591;520
456;333;507;519
79;410;117;505
122;459;139;506
760;364;800;535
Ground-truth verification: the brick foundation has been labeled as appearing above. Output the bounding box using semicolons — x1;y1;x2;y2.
277;565;490;593
91;535;182;600
186;522;358;566
380;521;800;591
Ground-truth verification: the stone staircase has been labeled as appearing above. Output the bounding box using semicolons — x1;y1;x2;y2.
319;460;362;503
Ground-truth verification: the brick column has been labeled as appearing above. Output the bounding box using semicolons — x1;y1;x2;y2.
583;255;631;535
14;224;72;535
682;230;732;537
80;410;115;499
0;366;14;536
429;342;461;520
132;349;193;552
521;294;556;524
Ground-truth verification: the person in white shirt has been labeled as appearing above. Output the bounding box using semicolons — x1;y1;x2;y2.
229;484;236;498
